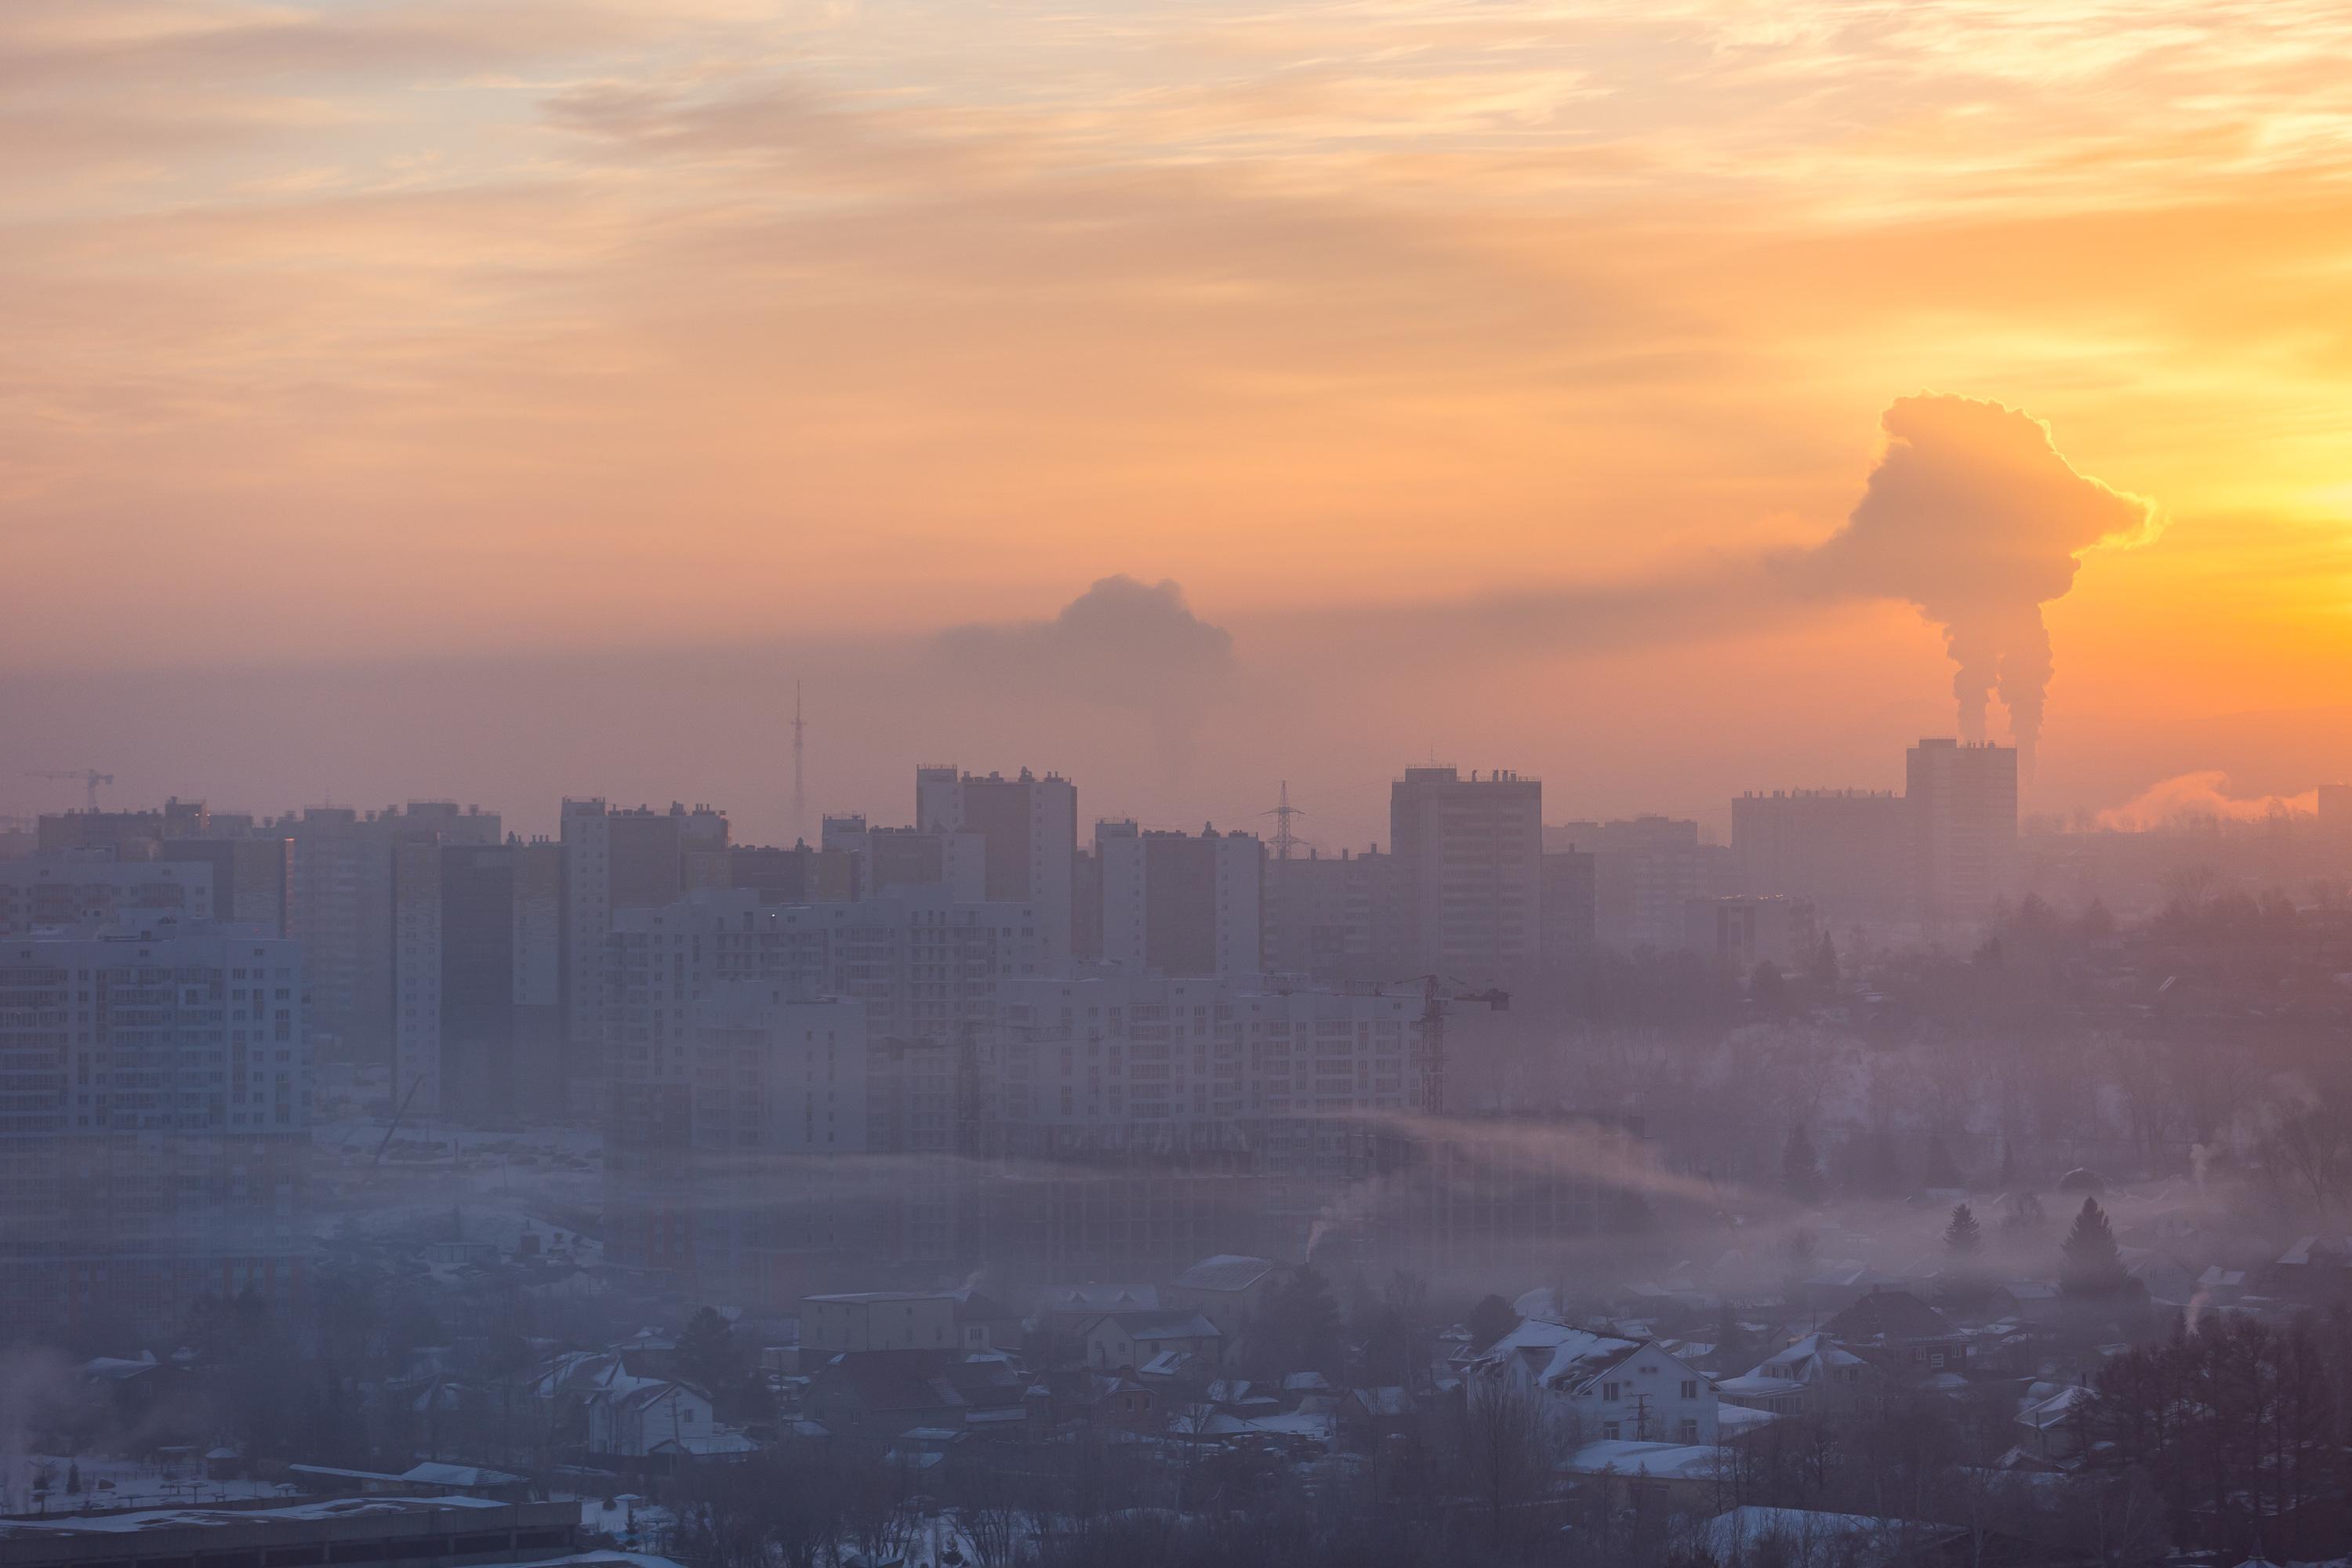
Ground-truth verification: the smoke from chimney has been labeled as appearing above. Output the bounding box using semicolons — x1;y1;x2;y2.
1795;394;2154;777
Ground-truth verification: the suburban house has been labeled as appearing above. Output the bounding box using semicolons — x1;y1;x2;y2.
1048;1284;1161;1332
803;1348;1025;1439
1167;1254;1286;1342
590;1377;721;1459
525;1349;745;1460
1718;1332;1871;1417
2013;1384;2096;1468
1022;1367;1162;1435
1075;1309;1225;1374
1820;1288;1970;1375
1471;1320;1719;1445
953;1288;1026;1352
800;1291;960;1354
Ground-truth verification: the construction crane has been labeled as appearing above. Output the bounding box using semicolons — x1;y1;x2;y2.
30;768;113;811
1406;973;1509;1116
373;1074;429;1167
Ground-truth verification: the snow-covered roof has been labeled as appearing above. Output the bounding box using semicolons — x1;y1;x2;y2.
401;1462;524;1488
1564;1440;1724;1482
2016;1385;2095;1430
1738;1332;1865;1387
1174;1254;1279;1292
1053;1284;1161;1312
1349;1386;1414;1417
1701;1506;1964;1566
1080;1310;1221;1341
1472;1320;1645;1392
1716;1403;1782;1437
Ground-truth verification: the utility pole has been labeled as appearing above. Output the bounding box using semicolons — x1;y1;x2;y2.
790;681;807;844
1261;781;1305;861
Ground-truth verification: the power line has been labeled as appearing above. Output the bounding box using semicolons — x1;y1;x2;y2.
1261;780;1305;861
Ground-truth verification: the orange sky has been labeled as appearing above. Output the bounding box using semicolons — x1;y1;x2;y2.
5;1;2350;837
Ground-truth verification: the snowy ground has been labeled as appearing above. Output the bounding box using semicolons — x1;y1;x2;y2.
310;1113;607;1256
4;1453;299;1516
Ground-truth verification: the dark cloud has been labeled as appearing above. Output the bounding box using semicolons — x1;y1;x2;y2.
933;575;1236;771
1788;394;2154;774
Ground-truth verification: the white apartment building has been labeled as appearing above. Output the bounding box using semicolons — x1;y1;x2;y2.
0;922;307;1335
688;987;870;1305
559;799;730;1100
0;858;215;936
915;767;1077;965
1906;739;2019;930
1390;767;1543;979
819;815;987;902
1098;824;1264;978
985;973;1421;1132
601;887;1041;1274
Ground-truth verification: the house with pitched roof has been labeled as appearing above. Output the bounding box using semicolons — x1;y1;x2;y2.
1167;1254;1286;1341
1076;1309;1225;1374
1716;1332;1870;1417
1820;1288;1970;1377
1469;1320;1718;1445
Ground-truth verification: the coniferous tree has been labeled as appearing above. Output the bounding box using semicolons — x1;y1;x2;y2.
1465;1294;1519;1356
2060;1196;2129;1298
1943;1203;1982;1258
1807;931;1839;993
1260;1265;1345;1375
678;1305;747;1411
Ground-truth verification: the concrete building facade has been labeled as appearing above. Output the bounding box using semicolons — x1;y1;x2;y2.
1390;767;1543;981
0;924;307;1337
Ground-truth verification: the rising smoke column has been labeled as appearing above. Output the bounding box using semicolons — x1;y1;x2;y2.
1798;394;2154;777
933;575;1236;771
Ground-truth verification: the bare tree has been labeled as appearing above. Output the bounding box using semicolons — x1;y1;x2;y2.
1456;1377;1555;1542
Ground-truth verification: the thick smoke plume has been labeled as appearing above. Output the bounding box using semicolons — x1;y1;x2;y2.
2097;770;2318;830
1797;394;2154;776
933;575;1235;771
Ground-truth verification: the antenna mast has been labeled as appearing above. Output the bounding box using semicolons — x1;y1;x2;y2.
791;681;808;844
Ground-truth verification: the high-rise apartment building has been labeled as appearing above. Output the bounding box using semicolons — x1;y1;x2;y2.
559;800;730;1102
729;842;860;905
1549;815;1705;950
0;858;216;935
1098;823;1264;978
279;803;501;1062
36;798;212;855
819;815;986;902
1392;761;1543;973
601;887;1043;1272
1682;895;1819;976
0;924;307;1337
915;767;1076;965
1907;739;2020;929
1539;849;1598;969
686;988;873;1306
1261;846;1408;983
1731;789;1909;922
1389;767;1543;980
37;801;292;938
392;840;564;1119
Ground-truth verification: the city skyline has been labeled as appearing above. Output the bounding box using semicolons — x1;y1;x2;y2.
8;2;2352;841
